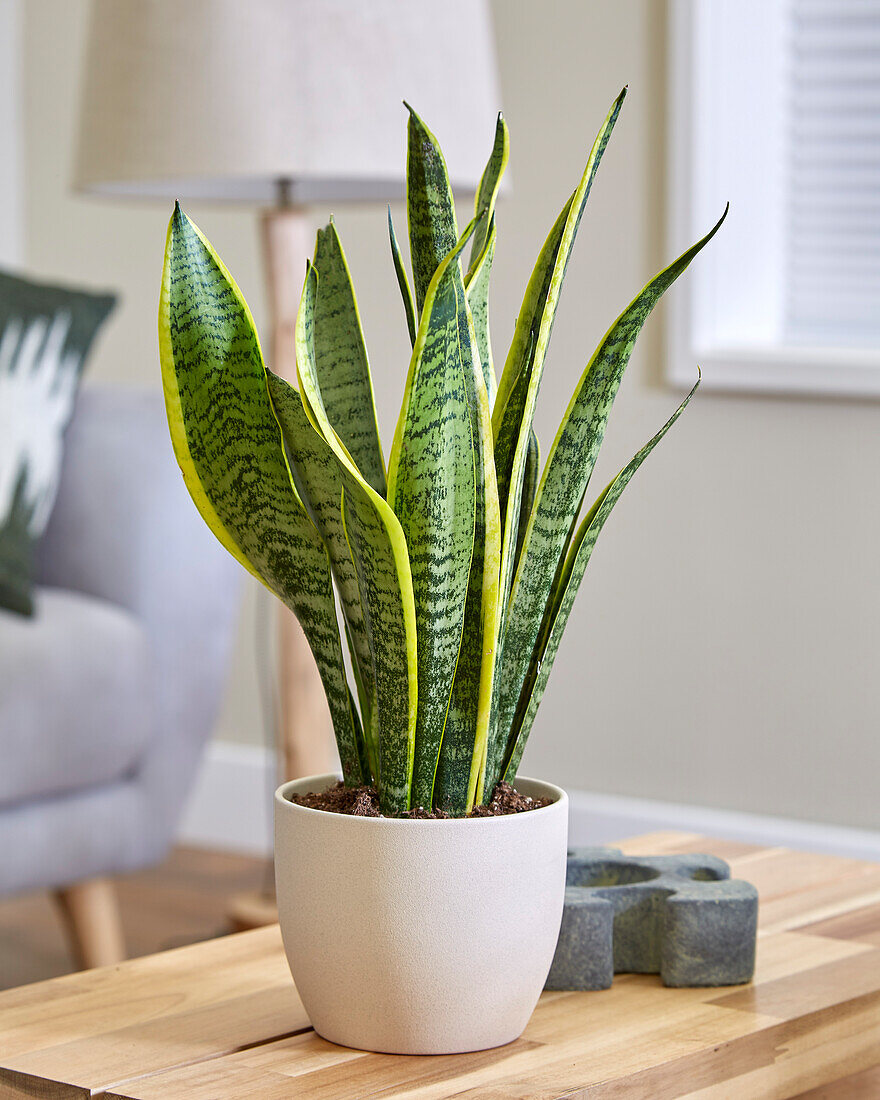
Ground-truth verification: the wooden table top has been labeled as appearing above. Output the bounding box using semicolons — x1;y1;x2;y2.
2;831;880;1099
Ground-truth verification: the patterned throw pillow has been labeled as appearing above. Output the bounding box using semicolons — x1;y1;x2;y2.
0;271;115;616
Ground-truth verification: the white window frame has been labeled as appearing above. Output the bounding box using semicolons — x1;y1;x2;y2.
667;0;880;397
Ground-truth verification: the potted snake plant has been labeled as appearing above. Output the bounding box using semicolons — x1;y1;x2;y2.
158;88;724;1054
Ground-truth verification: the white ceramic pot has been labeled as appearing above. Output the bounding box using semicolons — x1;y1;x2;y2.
275;772;568;1055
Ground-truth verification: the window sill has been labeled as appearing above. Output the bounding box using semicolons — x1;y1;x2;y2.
668;345;880;398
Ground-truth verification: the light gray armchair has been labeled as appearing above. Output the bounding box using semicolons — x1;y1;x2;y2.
0;386;241;967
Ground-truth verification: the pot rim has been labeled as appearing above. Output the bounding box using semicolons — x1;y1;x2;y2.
275;772;567;827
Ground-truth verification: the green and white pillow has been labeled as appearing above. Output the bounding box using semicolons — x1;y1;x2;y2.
0;271;115;616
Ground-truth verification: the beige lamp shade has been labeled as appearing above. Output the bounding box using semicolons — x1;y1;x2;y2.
74;0;502;203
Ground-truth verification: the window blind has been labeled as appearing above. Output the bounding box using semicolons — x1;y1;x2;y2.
786;0;880;345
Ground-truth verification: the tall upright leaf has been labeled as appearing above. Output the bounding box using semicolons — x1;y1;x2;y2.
502;377;700;781
465;114;510;408
514;430;540;573
466;113;509;279
491;210;727;787
406;104;458;316
159;205;366;785
386;226;479;810
465;218;499;406
482;90;627;781
388;208;417;348
312;222;386;496
491;88;627;554
297;266;418;814
267;371;377;780
434;260;503;814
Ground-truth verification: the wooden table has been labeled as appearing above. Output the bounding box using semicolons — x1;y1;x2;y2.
2;831;880;1099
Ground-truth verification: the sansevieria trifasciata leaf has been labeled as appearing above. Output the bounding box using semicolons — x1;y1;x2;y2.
492;88;627;556
297;263;418;815
266;371;378;782
159;206;366;786
406;104;458;317
388;208;417;348
433;234;502;814
467;113;509;279
386;223;480;810
312;222;387;497
501;376;701;782
465;113;509;408
490;207;728;788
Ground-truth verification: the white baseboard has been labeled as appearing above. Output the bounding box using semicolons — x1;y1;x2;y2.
178;741;278;855
179;742;880;863
565;789;880;863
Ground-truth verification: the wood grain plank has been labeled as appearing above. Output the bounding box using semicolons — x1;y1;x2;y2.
682;992;880;1100
614;831;712;854
792;1062;880;1098
105;1002;764;1100
709;948;880;1020
614;833;765;862
728;850;879;906
748;931;871;985
5;836;880;1100
760;877;880;935
113;936;843;1100
0;926;306;1098
799;902;880;947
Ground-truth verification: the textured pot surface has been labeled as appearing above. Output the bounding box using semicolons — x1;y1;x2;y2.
275;773;568;1055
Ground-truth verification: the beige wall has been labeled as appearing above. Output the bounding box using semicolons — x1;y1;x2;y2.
23;0;880;829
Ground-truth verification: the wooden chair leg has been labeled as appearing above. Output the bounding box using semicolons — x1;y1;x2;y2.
54;878;126;970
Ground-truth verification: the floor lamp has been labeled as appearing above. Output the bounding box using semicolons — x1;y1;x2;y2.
73;0;500;872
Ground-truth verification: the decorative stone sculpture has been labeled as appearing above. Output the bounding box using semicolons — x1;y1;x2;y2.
545;847;758;990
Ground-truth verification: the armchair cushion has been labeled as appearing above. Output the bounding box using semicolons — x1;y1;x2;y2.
0;272;115;616
0;587;152;809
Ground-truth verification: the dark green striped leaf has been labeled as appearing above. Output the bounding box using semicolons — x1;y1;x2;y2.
386;225;481;810
406;103;458;317
491;88;626;554
514;429;540;574
466;216;499;407
267;371;377;782
493;210;727;779
464;115;509;408
482;91;627;792
312;221;387;496
433;253;502;814
159;205;365;786
297;265;418;814
338;484;414;813
466;112;509;279
502;377;700;781
388;207;417;347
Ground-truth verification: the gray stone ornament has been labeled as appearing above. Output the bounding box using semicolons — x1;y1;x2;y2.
545;847;758;991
